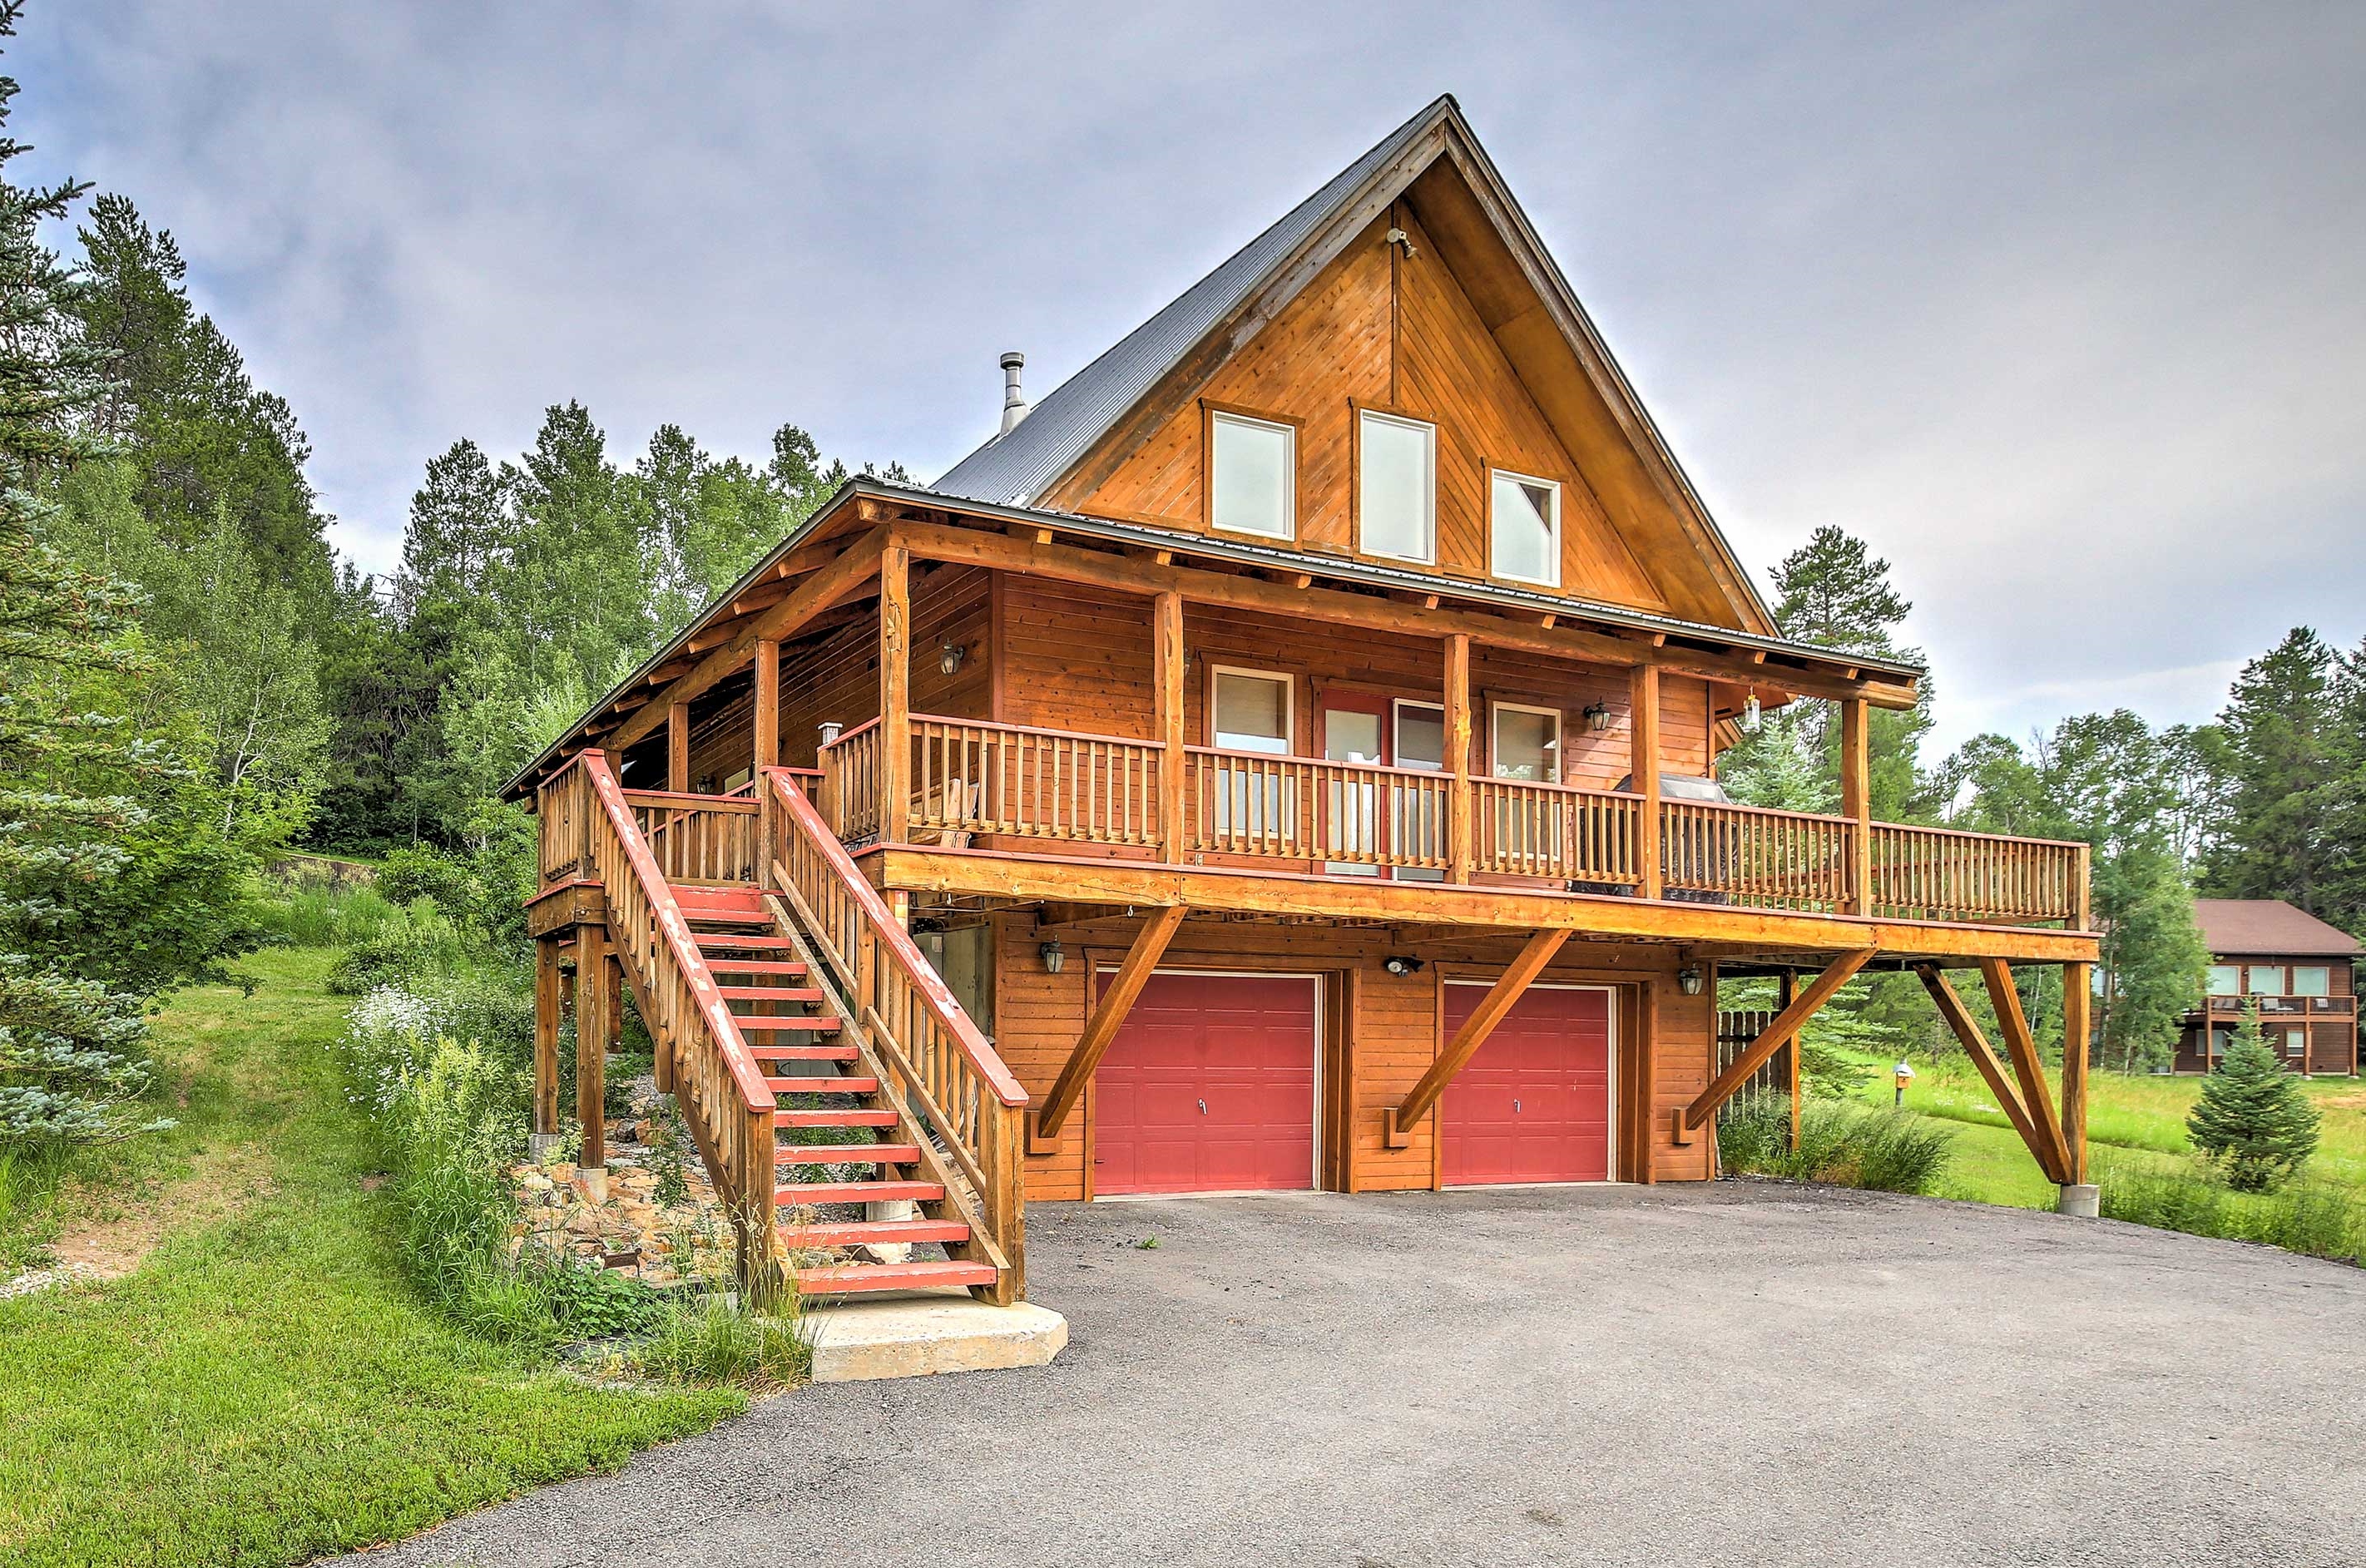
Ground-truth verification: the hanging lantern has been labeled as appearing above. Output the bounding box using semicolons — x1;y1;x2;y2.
1739;690;1762;735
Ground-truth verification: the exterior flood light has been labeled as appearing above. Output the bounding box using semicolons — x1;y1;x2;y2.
1039;940;1066;976
1383;956;1423;977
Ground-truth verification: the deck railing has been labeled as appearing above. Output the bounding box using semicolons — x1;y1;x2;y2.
542;751;777;1288
762;767;1028;1302
805;712;2089;930
623;789;760;884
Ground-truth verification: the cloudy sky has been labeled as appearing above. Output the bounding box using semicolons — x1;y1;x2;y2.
20;2;2364;753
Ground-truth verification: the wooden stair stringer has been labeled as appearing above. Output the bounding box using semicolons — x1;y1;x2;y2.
757;891;1012;1287
609;919;739;1209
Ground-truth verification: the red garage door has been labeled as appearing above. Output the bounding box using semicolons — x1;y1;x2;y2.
1441;982;1612;1185
1092;972;1319;1195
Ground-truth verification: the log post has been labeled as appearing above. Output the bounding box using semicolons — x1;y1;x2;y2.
880;539;911;845
1840;696;1872;914
532;936;562;1155
1630;664;1661;900
667;701;690;793
1779;968;1800;1147
1154;590;1186;862
576;922;611;1197
1444;633;1472;883
753;636;780;774
2062;961;2091;1187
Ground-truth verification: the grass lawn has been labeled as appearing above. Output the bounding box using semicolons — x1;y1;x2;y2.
1859;1050;2366;1209
0;947;745;1568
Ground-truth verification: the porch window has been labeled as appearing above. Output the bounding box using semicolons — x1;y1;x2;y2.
1490;702;1561;783
2248;964;2284;996
1393;700;1447;883
1359;410;1435;563
1490;469;1561;586
1210;412;1294;540
2206;965;2240;996
1210;666;1294;845
2292;965;2331;997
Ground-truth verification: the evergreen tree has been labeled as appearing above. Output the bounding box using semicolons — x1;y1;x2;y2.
2200;628;2339;918
2187;1006;2319;1192
0;1;176;1150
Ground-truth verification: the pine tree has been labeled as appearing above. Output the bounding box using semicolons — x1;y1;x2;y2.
0;0;172;1150
2187;1006;2319;1192
2200;628;2338;917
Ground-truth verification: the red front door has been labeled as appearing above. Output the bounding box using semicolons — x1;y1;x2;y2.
1092;972;1319;1195
1441;982;1613;1185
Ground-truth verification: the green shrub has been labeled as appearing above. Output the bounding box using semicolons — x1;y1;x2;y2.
324;898;470;995
2102;1165;2365;1264
526;1246;667;1338
2187;1021;2320;1192
251;882;405;949
1721;1099;1956;1196
630;1294;810;1391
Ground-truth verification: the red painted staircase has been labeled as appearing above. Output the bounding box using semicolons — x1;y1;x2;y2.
681;884;999;1298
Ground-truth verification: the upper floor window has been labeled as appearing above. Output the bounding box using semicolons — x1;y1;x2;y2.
2248;964;2284;996
1210;411;1294;540
2206;965;2240;997
1211;665;1293;755
1359;410;1435;563
2293;965;2331;997
1490;469;1561;586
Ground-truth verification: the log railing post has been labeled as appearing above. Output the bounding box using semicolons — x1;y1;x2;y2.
753;636;780;775
1444;633;1472;883
667;701;690;794
880;539;911;845
1154;590;1185;861
1840;695;1872;914
576;921;611;1185
1629;664;1661;900
532;936;561;1147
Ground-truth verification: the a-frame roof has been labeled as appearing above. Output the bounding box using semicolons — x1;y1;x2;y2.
933;94;1778;636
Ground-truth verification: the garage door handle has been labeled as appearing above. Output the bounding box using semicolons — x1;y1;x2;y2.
1512;1098;1522;1113
1197;1099;1207;1115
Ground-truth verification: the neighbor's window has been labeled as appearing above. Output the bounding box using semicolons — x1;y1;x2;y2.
1210;412;1294;540
2248;964;2284;996
2292;965;2331;997
1211;666;1293;754
1491;703;1561;784
1359;410;1436;563
1490;469;1561;586
2206;965;2241;996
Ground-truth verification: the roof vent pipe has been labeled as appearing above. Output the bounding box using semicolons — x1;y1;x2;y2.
998;350;1029;435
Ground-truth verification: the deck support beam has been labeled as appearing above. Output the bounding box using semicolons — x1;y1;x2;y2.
1629;665;1661;900
1980;957;2074;1185
879;538;912;845
1154;590;1185;861
575;922;612;1187
753;636;780;775
666;702;690;793
532;935;562;1149
1033;904;1189;1148
1676;949;1870;1142
1444;633;1473;883
2060;960;2091;1187
1388;927;1572;1149
1914;962;2061;1182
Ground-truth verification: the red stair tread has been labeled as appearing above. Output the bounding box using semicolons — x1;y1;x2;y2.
776;1107;898;1128
748;1042;857;1061
794;1259;998;1295
780;1140;918;1163
695;932;799;951
778;1217;972;1248
775;1179;943;1204
733;1018;842;1034
765;1075;879;1095
703;958;809;977
720;986;825;1003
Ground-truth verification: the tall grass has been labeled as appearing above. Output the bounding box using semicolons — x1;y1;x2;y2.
251;883;407;950
630;1294;811;1391
2102;1166;2366;1264
1720;1092;1957;1195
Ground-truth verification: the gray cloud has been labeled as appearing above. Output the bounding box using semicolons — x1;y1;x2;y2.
21;0;2364;754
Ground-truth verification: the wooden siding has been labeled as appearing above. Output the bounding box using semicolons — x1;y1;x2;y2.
992;911;1714;1203
996;575;1710;779
1052;208;1666;613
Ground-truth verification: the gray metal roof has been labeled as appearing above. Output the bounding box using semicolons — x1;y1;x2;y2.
930;96;1455;508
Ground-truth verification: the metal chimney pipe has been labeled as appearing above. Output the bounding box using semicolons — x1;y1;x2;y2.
998;351;1029;435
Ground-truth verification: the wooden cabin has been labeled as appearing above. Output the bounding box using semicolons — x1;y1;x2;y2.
504;96;2101;1304
2175;900;2358;1076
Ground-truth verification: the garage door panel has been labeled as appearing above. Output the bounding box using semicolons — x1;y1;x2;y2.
1442;984;1612;1186
1094;972;1317;1195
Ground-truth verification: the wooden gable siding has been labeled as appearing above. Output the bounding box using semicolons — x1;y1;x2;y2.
992;910;1714;1201
1049;209;1665;612
997;575;1710;777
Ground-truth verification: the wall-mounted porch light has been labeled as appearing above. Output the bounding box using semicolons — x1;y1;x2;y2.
1676;964;1705;997
1039;940;1066;976
939;641;967;677
1739;690;1762;735
1581;701;1611;734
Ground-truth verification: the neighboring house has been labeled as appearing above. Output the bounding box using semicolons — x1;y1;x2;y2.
2176;900;2359;1076
502;96;2101;1305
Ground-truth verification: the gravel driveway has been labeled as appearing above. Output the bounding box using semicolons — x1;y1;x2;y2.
347;1183;2366;1568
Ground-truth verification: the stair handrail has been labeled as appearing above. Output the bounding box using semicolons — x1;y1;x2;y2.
762;766;1026;1108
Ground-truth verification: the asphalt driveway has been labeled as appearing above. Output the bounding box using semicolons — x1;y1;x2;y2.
350;1183;2366;1568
